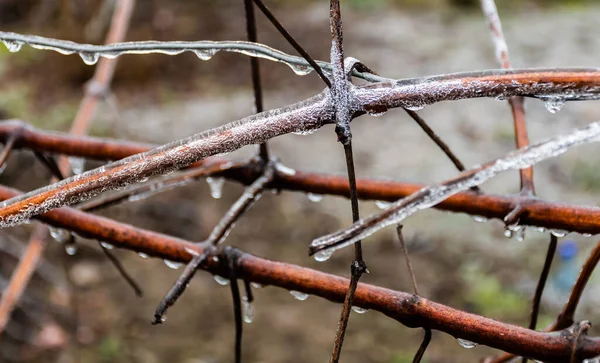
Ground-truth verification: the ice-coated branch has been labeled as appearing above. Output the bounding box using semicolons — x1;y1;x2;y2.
0;31;382;82
309;121;600;257
2;68;600;228
1;120;600;234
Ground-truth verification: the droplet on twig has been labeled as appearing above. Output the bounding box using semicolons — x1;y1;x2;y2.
550;229;568;238
351;306;368;314
3;40;23;53
289;290;309;301
313;249;333;262
456;338;478;349
543;98;565;113
163;260;183;269
79;52;99;65
375;200;391;210
472;215;488;223
242;296;254;323
206;177;225;199
213;275;230;286
307;193;323;203
100;242;114;250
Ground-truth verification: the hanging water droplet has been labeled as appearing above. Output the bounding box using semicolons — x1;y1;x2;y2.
100;241;114;250
49;227;71;244
138;252;149;259
494;95;506;102
544;98;565;113
138;176;149;183
535;227;546;233
351;306;369;314
242;296;254;323
211;256;219;262
69;157;85;175
456;338;478;349
504;229;513;238
275;164;296;176
583;233;593;238
79;52;99;65
250;282;262;289
515;227;526;242
65;245;77;256
473;215;487;223
550;229;568;238
313;249;333;262
192;49;217;60
307;193;324;203
206;177;225;199
164;260;183;269
213;275;230;286
375;200;391;210
289;290;309;301
583;356;600;363
290;64;313;76
3;40;23;53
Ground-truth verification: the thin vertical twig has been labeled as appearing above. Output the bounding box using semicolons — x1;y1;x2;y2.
480;0;534;197
98;242;143;297
328;1;368;362
228;251;243;363
396;225;431;363
243;0;268;160
522;234;557;363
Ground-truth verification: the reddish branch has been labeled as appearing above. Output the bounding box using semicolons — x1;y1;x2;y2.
2;69;600;227
0;185;598;361
0;120;599;235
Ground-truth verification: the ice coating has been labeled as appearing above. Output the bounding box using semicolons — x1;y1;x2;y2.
310;121;600;256
0;91;333;228
0;32;387;82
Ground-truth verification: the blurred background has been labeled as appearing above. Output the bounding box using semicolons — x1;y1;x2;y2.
1;0;600;362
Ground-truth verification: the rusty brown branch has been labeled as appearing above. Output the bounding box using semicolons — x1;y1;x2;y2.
0;185;598;362
0;120;599;235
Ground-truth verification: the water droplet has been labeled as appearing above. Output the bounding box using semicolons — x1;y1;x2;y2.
138;176;149;183
69;157;85;175
366;110;387;117
313;249;333;262
164;260;183;269
583;233;593;238
534;227;546;233
504;229;513;238
242;296;254;323
473;215;488;223
250;282;262;289
583;357;600;363
79;52;99;65
138;252;149;259
515;227;526;242
3;40;23;53
290;64;312;76
275;164;296;176
544;98;565;113
192;49;217;60
494;95;506;101
206;177;225;199
375;200;391;210
307;193;323;203
289;290;309;301
550;229;568;238
49;227;71;244
213;275;230;286
100;241;114;250
352;306;369;314
65;245;77;256
211;256;219;262
456;338;478;349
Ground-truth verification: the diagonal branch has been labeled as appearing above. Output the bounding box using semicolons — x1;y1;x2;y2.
309;121;600;256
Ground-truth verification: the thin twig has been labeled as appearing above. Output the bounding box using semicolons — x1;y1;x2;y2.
395;225;419;296
522;234;558;363
243;0;269;160
98;241;143;297
412;328;432;363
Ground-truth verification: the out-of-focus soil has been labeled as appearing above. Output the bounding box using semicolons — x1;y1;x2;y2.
1;1;600;363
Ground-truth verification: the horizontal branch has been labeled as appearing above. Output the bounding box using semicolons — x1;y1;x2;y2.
0;31;383;82
1;120;600;235
0;184;597;362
